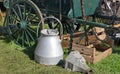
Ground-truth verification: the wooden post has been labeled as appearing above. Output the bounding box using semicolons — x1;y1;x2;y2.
0;8;3;21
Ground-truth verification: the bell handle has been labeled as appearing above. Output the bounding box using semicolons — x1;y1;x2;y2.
43;16;63;41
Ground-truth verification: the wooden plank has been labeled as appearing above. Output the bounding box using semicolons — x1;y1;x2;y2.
93;48;112;64
95;27;105;33
61;40;69;48
0;9;2;21
73;35;97;45
62;31;106;47
97;32;106;40
114;24;120;27
63;31;83;38
82;54;93;63
72;43;95;56
62;32;113;64
81;48;112;64
62;33;98;48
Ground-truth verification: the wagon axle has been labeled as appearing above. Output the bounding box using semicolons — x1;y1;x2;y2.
17;21;28;29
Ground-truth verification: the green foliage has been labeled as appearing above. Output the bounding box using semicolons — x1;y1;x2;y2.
0;13;120;74
0;37;79;74
100;42;110;47
0;35;120;74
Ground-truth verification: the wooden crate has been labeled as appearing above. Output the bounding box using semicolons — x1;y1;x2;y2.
61;31;113;64
72;43;112;64
61;30;106;48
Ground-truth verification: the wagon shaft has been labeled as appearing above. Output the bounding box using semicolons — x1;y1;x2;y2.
75;19;110;28
2;0;120;47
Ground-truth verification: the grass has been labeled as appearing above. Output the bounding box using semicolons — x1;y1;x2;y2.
0;20;79;74
0;26;120;74
1;37;120;74
0;16;120;74
89;53;120;74
0;36;79;74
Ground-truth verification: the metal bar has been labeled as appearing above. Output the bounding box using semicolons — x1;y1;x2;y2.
17;4;22;20
59;0;62;20
69;24;74;53
22;30;25;47
16;33;20;42
9;14;20;22
25;30;31;47
12;8;21;21
25;7;32;21
27;15;37;23
23;3;26;20
27;26;36;34
80;0;89;45
26;28;35;41
75;19;110;28
76;26;92;44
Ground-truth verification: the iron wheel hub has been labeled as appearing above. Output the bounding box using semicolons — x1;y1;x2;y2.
18;21;28;29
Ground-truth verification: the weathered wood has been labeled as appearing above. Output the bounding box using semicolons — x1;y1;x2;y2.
63;31;83;38
0;9;2;21
95;27;105;33
61;40;69;48
97;32;106;40
82;54;93;63
81;48;112;64
73;45;112;64
62;31;106;48
62;30;113;64
114;24;120;27
93;48;112;64
72;43;95;56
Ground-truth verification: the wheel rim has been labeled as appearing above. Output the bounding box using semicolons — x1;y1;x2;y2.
62;20;74;34
7;0;44;47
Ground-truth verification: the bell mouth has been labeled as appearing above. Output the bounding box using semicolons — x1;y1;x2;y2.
41;29;59;36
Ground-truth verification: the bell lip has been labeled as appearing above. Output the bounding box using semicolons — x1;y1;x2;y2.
41;29;59;36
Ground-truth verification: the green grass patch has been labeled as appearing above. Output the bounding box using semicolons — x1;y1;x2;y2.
0;14;120;74
0;35;120;74
0;36;79;74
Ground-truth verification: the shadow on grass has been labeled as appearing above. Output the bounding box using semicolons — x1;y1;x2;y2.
23;45;68;68
112;45;120;54
112;40;120;54
22;45;36;60
57;49;69;68
0;25;13;43
57;60;65;68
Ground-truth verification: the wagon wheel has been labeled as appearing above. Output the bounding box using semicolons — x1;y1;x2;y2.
62;20;75;34
37;16;63;39
7;0;44;47
3;0;19;26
